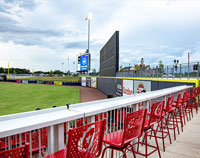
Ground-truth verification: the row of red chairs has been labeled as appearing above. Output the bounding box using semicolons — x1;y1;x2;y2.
0;128;47;157
0;86;199;158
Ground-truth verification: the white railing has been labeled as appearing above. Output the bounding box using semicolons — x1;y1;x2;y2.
0;85;192;158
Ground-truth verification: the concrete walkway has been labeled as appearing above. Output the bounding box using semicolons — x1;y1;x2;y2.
80;86;107;102
127;108;200;158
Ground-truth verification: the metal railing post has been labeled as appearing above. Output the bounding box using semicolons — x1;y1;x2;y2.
180;64;182;79
156;66;158;78
188;62;190;79
167;66;168;79
197;62;199;80
145;69;147;77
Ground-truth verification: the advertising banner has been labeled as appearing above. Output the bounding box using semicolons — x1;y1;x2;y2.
134;80;151;93
16;80;22;83
86;77;91;87
45;81;53;85
22;80;28;84
28;80;37;84
116;79;123;97
54;81;62;86
81;77;86;87
37;80;45;84
91;77;97;88
123;80;134;96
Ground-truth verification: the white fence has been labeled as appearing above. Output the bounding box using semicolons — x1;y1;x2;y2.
0;85;192;157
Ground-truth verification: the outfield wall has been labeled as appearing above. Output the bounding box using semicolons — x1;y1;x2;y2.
5;79;81;86
80;77;199;97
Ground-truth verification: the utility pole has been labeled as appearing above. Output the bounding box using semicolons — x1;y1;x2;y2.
8;62;9;79
68;57;69;76
188;52;190;79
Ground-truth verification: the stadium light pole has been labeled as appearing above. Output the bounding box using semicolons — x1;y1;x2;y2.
85;13;92;53
85;13;92;74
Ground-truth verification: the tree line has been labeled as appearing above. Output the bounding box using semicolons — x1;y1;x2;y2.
0;67;66;75
0;67;31;74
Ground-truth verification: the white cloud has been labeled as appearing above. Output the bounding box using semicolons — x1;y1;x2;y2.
0;0;200;72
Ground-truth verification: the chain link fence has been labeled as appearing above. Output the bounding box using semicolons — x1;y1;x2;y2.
117;62;200;79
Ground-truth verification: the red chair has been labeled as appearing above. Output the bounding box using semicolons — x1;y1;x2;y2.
172;93;184;132
0;143;30;158
193;87;198;114
95;113;107;121
26;128;47;157
107;109;127;132
174;91;189;125
167;94;181;140
134;101;164;158
152;96;173;152
101;109;147;158
0;134;26;151
197;86;200;106
44;119;106;158
64;118;88;144
185;89;193;120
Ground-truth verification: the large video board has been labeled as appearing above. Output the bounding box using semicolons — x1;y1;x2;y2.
77;53;90;72
100;31;119;77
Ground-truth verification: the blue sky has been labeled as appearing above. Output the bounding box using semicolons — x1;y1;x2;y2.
0;0;200;72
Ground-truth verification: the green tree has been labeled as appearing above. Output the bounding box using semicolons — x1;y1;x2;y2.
92;68;96;73
135;65;140;71
0;67;4;73
119;65;124;72
67;70;71;76
53;70;63;75
158;60;164;73
49;70;53;77
13;70;17;74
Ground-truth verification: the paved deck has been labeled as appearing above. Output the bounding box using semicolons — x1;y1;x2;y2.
126;108;200;158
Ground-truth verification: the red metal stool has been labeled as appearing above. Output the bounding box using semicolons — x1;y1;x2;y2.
107;109;127;132
26;128;47;157
197;86;200;106
0;143;29;158
167;94;180;140
187;88;198;118
172;93;184;132
152;96;173;152
134;101;164;158
174;91;189;125
101;109;147;158
193;87;198;114
44;119;106;158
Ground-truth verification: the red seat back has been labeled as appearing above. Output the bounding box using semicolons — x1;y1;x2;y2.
190;88;195;99
148;100;165;127
123;109;147;145
67;119;106;158
182;91;188;105
175;93;182;108
166;96;174;113
0;143;29;158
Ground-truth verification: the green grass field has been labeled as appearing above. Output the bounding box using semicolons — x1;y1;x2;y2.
20;76;80;82
0;82;80;116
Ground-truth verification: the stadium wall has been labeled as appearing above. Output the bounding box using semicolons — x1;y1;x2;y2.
80;77;199;97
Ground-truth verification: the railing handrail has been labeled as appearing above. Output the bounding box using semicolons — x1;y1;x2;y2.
0;85;192;138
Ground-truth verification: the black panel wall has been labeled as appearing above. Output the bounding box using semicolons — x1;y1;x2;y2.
97;78;117;96
99;31;119;77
